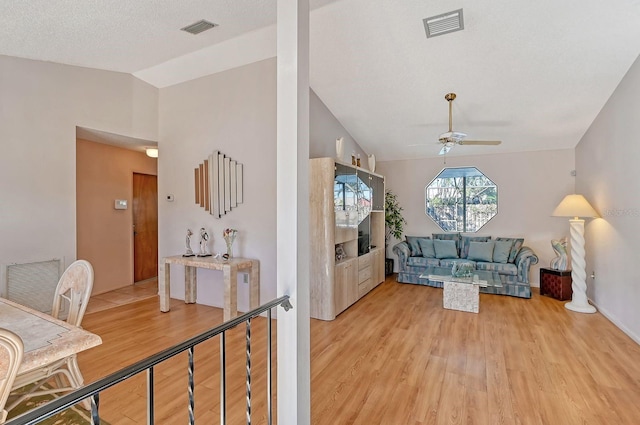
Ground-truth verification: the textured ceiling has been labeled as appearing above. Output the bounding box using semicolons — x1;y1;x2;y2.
2;0;639;161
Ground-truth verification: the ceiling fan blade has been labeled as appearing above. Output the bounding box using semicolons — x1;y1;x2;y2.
439;145;452;155
459;140;502;146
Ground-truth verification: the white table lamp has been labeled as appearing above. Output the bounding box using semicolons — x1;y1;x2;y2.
552;194;599;313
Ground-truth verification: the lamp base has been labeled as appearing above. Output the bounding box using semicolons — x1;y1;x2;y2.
565;301;596;314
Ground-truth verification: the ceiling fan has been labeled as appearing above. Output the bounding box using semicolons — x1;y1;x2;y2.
438;92;501;155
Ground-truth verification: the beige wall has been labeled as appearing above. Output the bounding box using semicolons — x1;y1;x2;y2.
310;89;369;163
0;55;158;274
158;58;370;312
576;55;640;343
377;149;576;285
76;139;157;295
158;58;278;310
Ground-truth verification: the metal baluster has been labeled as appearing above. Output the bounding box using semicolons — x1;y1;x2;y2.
147;367;155;425
220;332;227;425
188;347;195;425
246;318;252;425
267;309;272;425
91;392;99;425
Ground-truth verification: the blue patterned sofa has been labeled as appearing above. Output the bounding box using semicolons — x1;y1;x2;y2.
392;234;539;298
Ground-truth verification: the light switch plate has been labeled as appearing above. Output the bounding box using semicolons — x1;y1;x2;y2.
114;199;128;210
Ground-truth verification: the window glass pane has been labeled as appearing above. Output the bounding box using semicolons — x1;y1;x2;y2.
425;167;497;232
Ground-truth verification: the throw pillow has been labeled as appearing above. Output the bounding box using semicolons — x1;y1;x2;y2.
405;236;425;257
496;237;525;263
493;240;513;263
433;233;461;256
434;239;459;259
417;238;436;258
467;241;495;262
460;235;492;258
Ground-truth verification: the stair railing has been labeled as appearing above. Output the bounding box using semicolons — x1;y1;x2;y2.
7;295;293;425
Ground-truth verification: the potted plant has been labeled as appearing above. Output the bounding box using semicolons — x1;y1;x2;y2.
384;190;407;275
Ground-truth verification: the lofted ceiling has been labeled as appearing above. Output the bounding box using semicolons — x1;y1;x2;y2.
1;0;639;161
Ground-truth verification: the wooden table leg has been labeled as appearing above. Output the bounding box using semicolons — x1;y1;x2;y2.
249;259;260;310
160;262;171;312
185;265;197;304
223;264;238;321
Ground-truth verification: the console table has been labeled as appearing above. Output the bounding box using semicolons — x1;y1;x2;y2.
162;256;260;321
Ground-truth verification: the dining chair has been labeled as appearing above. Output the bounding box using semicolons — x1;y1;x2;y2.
8;260;94;411
0;329;24;424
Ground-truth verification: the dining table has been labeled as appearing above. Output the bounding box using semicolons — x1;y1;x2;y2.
0;297;102;379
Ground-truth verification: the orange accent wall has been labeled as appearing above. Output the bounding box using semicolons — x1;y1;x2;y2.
76;139;158;295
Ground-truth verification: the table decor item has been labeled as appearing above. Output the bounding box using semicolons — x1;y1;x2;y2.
452;261;474;278
197;228;212;257
183;229;195;257
550;237;568;270
223;228;238;259
368;154;376;172
336;137;344;161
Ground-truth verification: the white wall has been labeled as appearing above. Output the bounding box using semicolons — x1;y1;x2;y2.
310;89;368;162
158;58;277;310
376;149;575;286
0;55;158;273
575;55;640;343
158;58;365;312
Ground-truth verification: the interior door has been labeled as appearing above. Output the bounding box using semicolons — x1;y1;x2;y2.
133;173;158;282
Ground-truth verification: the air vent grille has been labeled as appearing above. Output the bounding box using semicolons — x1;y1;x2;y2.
423;9;464;38
181;19;218;35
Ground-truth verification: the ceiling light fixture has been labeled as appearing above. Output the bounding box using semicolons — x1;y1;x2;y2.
146;148;158;158
423;9;464;38
181;19;218;35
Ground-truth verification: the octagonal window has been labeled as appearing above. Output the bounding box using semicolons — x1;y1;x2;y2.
425;167;497;232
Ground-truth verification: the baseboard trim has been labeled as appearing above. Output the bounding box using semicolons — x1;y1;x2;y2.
591;299;640;345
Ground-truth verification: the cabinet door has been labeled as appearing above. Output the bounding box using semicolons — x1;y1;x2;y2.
371;175;385;211
372;248;384;284
335;259;358;314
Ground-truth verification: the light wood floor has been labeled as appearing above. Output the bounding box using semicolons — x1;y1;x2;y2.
85;279;158;314
77;276;640;424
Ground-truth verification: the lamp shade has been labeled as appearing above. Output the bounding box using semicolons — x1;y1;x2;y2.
552;194;599;218
146;148;158;158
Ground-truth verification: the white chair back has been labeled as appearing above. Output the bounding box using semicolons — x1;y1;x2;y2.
0;329;24;424
52;260;94;327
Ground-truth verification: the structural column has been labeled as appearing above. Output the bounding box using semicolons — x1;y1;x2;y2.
276;0;311;424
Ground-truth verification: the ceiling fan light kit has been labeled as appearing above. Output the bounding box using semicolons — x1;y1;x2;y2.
437;92;502;155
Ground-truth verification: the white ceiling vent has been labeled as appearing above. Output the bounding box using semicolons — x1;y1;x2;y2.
423;9;464;38
181;19;218;35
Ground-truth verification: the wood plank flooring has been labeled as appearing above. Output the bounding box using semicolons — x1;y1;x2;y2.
77;276;640;424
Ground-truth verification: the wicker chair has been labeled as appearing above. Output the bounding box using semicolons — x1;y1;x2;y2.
8;260;94;411
0;329;24;424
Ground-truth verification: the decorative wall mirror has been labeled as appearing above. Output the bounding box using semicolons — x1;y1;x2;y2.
425;166;497;232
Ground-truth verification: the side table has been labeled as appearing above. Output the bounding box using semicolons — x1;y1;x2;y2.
162;256;260;321
540;268;572;301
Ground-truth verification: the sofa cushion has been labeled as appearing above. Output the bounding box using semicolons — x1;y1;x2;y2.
496;237;524;263
476;262;517;276
407;257;441;267
493;240;513;263
467;241;495;262
434;239;459;259
432;233;461;251
406;236;429;257
460;235;491;258
417;238;436;258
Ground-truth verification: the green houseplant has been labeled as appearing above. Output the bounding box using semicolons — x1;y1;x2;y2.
384;190;407;274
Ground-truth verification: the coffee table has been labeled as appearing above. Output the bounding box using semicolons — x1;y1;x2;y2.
419;266;502;313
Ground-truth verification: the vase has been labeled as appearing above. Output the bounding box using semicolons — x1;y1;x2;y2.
368;154;376;173
336;137;344;161
225;240;234;259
